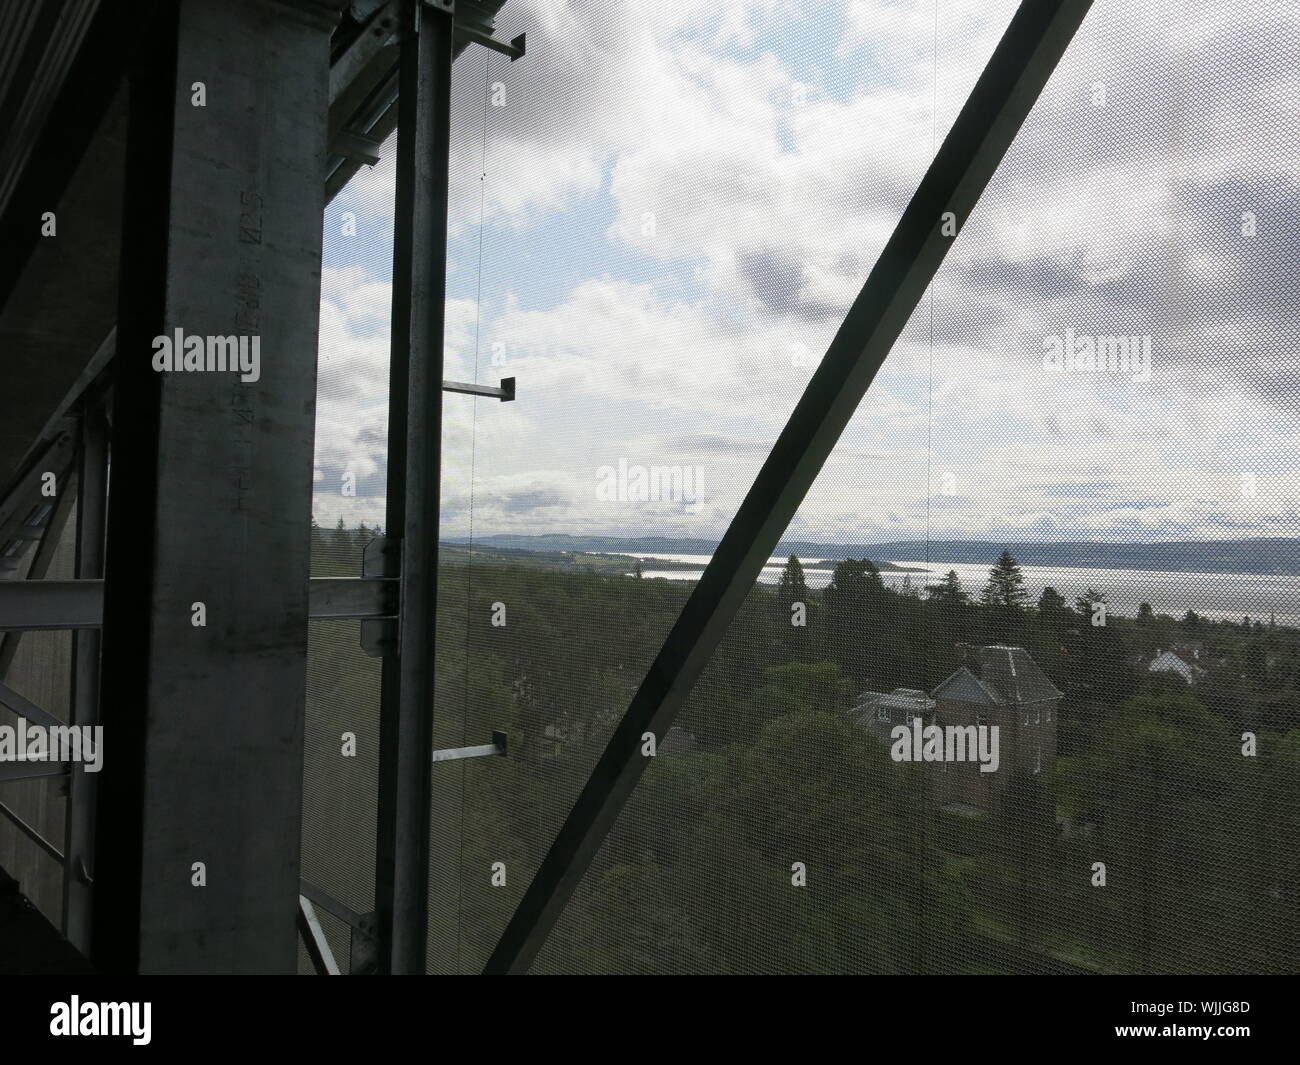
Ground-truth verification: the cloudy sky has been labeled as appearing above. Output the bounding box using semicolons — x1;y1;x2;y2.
311;0;1300;549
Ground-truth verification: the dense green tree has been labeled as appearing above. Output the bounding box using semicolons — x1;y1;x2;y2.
979;550;1028;643
1037;585;1067;624
776;555;812;660
305;523;1300;975
822;558;893;688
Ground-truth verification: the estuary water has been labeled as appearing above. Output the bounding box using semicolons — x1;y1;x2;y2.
619;553;1297;626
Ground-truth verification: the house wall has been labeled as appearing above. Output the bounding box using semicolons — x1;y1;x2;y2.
933;695;1060;811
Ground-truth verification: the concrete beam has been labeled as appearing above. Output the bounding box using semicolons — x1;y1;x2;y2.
93;0;336;974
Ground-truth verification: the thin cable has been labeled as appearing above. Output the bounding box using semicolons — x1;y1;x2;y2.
918;0;939;976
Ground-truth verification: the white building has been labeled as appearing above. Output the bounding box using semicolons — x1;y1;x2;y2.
1148;648;1206;685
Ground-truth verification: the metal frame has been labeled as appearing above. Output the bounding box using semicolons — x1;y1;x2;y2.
0;762;70;783
0;0;521;977
0;0;1092;979
325;0;514;203
297;896;342;975
482;0;1096;974
372;0;455;975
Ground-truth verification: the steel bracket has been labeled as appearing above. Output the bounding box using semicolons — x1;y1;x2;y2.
431;729;508;763
442;376;515;401
455;25;525;62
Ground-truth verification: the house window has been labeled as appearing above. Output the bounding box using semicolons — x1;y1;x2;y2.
877;707;890;723
1034;707;1041;724
1023;710;1030;725
1046;708;1052;722
1034;745;1042;774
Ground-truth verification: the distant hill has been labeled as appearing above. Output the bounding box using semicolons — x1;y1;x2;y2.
445;535;1300;576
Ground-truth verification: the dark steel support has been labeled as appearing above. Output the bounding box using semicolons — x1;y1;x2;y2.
0;680;66;732
373;0;453;975
329;1;399;109
323;0;510;203
332;128;383;165
0;454;77;678
0;428;77;584
0;576;398;630
93;0;333;974
0;0;132;312
0;581;102;631
0;762;70;783
63;398;108;952
310;576;399;621
483;0;1095;974
0;327;114;521
0;799;64;864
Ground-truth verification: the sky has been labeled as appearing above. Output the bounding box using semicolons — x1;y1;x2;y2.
310;0;1300;550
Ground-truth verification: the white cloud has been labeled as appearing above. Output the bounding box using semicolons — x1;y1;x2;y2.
313;0;1300;546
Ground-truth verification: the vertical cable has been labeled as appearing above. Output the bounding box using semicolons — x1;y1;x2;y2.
455;43;493;974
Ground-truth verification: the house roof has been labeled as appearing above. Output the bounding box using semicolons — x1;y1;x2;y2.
853;688;936;713
1149;649;1206;677
931;666;1004;706
932;645;1062;705
849;688;935;733
979;645;1062;703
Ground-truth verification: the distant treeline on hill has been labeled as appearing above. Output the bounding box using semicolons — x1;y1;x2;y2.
443;534;1300;576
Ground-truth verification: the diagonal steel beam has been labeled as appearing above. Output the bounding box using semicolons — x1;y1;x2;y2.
297;896;342;975
0;679;65;731
0;458;77;677
483;0;1095;974
0;798;64;863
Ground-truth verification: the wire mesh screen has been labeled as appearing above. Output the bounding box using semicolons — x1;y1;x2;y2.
298;125;402;971
425;0;1300;974
0;496;77;929
429;0;1018;973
